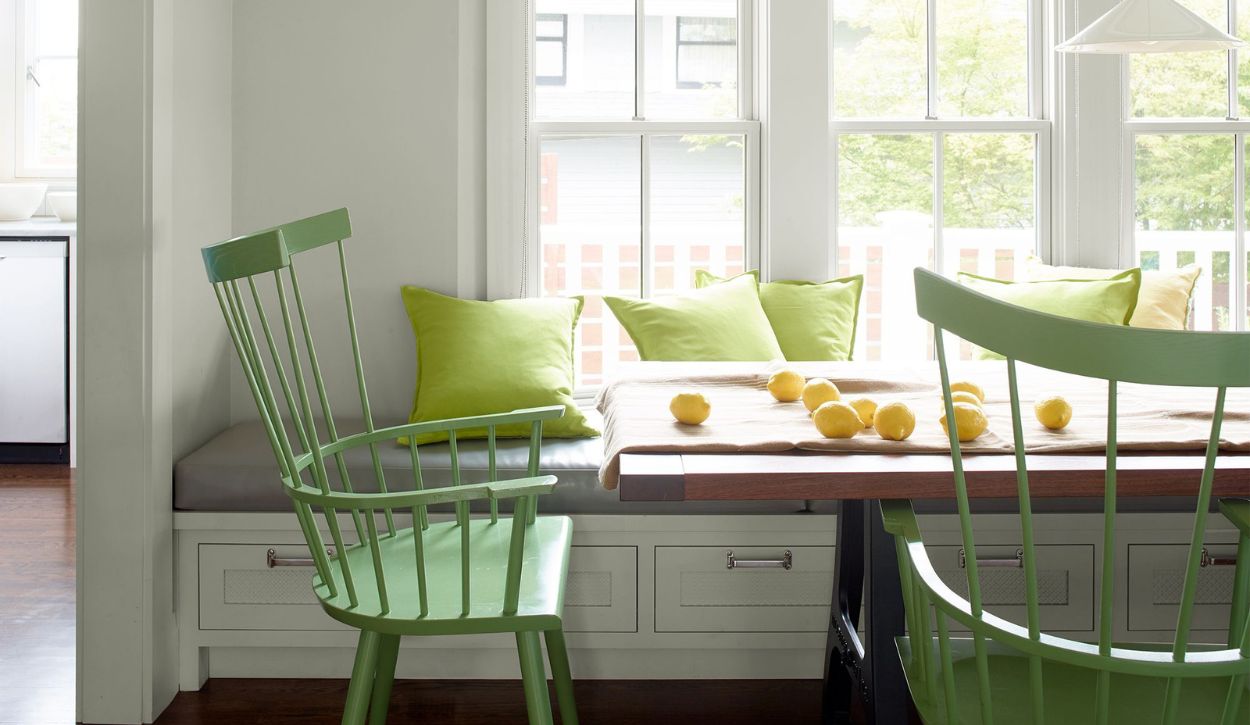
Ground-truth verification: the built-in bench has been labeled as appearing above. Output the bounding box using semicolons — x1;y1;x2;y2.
172;415;1241;690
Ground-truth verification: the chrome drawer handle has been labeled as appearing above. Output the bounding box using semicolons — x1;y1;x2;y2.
959;547;1023;569
1200;548;1237;568
266;547;334;568
726;550;792;570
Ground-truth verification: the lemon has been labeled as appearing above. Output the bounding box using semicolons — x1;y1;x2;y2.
670;392;711;425
813;401;864;438
767;369;806;402
874;402;916;441
849;397;878;428
940;402;989;442
947;391;983;408
949;381;986;403
802;378;842;412
1034;396;1072;430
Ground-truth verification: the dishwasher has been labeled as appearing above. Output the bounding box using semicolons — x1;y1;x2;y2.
0;238;68;462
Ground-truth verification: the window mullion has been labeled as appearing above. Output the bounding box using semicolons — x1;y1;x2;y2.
1236;133;1246;329
635;0;646;120
640;134;652;297
1230;0;1239;120
933;132;945;273
926;0;938;119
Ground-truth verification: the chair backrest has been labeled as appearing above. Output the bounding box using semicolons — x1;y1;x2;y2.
910;266;1250;722
201;209;558;618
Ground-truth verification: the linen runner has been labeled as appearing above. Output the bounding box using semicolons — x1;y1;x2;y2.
595;361;1250;490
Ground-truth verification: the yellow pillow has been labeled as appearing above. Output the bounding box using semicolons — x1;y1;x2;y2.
1024;256;1201;330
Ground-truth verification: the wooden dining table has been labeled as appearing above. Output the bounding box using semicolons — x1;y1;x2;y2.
617;450;1250;725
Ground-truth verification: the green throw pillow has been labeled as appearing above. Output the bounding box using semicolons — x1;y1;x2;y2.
695;270;864;361
957;269;1143;359
603;274;784;361
400;287;599;445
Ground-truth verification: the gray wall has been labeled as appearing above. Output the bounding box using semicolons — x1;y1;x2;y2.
168;0;234;459
229;0;470;424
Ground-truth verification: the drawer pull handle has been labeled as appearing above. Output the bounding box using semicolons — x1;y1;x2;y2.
266;547;334;568
959;547;1023;569
726;550;792;570
1200;548;1237;568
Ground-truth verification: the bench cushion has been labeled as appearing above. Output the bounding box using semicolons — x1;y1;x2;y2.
174;416;822;514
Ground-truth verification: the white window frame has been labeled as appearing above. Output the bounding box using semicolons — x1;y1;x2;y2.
14;0;76;179
487;0;762;301
1119;0;1247;330
829;0;1055;275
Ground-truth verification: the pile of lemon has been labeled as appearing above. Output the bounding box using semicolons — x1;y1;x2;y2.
669;369;1073;443
769;369;915;441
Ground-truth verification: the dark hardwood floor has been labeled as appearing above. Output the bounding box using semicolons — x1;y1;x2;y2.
0;464;75;725
158;678;823;724
0;463;822;724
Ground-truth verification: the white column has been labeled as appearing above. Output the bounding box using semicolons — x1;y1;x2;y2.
758;0;830;281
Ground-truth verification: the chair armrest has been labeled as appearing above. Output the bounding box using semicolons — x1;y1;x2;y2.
285;475;559;511
298;405;568;465
1218;498;1250;537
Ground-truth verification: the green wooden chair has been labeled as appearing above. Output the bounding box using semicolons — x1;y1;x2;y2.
201;208;578;725
884;267;1250;724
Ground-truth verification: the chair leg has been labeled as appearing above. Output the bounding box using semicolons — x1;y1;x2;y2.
343;629;381;725
516;630;555;725
544;628;578;725
369;634;401;725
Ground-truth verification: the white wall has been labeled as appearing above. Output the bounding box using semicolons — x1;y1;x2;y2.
230;0;467;425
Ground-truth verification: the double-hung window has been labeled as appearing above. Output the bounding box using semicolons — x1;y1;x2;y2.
831;0;1050;360
1126;0;1249;331
15;0;77;177
530;0;759;385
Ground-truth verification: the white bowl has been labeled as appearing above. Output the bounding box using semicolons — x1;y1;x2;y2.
0;183;48;221
47;191;76;222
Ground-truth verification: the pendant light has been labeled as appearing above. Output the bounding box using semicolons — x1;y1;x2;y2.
1056;0;1246;53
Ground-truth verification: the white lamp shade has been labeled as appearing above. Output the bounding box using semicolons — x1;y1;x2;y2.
1057;0;1247;53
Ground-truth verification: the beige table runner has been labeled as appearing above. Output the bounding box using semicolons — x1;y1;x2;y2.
595;361;1250;490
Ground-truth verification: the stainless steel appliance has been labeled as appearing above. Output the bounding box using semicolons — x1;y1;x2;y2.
0;239;68;462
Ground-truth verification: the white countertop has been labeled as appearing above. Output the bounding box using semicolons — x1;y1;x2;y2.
0;217;75;237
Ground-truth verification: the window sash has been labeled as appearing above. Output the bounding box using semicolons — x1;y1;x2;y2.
528;120;762;300
15;0;77;178
525;0;758;301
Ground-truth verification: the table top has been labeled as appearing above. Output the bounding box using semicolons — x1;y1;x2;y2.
617;451;1250;502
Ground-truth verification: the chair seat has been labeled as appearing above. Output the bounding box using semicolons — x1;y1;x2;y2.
898;636;1250;725
314;515;573;636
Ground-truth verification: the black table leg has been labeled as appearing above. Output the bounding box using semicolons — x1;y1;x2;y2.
822;500;909;725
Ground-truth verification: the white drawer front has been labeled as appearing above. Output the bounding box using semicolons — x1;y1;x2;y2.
928;544;1094;633
199;543;635;632
655;546;835;633
1128;543;1239;632
563;546;637;633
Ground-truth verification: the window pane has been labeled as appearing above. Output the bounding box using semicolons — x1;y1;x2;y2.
536;40;566;82
536;16;565;38
1130;0;1227;117
942;133;1036;358
941;133;1035;277
650;135;746;295
540;137;642;385
1135;134;1234;330
29;57;76;169
34;0;77;56
646;2;738;119
535;1;634;119
936;0;1028;117
833;0;927;118
836;134;934;360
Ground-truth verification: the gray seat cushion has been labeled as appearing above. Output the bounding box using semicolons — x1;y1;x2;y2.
174;417;826;514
